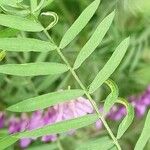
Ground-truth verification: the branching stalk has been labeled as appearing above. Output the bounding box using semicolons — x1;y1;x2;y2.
42;29;121;150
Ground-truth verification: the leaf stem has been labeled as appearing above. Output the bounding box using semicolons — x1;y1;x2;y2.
57;138;64;150
43;28;121;150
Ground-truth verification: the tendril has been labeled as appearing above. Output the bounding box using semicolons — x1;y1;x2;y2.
41;11;59;30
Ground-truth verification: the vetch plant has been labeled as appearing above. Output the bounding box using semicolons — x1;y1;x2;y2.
0;0;149;150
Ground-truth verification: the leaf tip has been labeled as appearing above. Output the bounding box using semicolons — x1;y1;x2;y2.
6;106;13;112
124;36;130;45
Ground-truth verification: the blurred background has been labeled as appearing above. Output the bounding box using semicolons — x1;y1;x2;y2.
0;0;150;149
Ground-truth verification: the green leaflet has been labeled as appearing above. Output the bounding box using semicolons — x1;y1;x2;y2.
0;14;43;32
76;136;114;150
0;136;18;150
134;109;150;150
7;89;84;112
89;37;130;93
104;79;119;113
0;38;56;52
73;11;115;69
0;5;30;16
0;62;68;76
0;0;23;8
117;98;134;139
59;0;100;49
15;114;98;138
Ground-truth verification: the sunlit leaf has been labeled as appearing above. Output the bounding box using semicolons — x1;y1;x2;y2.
7;89;84;112
104;79;119;113
0;38;56;52
15;114;98;138
117;99;134;139
76;136;114;150
0;14;43;31
0;62;68;76
134;110;150;150
0;136;18;150
0;0;23;8
73;11;115;69
89;37;130;93
59;0;100;49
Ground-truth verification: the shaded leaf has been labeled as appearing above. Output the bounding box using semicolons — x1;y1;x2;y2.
7;89;84;112
59;0;100;49
0;50;6;61
89;37;130;93
117;99;134;139
26;143;57;150
73;11;115;69
15;114;98;138
104;79;119;113
37;75;60;92
0;62;68;76
0;14;43;31
0;38;56;52
0;28;19;38
134;110;150;150
132;65;150;84
76;136;114;150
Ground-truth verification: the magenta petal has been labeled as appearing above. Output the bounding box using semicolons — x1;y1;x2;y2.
0;112;5;128
20;138;32;148
95;120;102;129
41;135;57;142
8;117;21;134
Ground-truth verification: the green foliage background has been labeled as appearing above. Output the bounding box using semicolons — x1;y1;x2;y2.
0;0;150;149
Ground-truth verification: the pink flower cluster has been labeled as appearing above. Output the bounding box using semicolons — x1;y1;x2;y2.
0;97;93;148
0;86;150;148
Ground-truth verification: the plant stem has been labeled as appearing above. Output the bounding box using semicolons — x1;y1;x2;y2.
56;47;121;150
44;30;121;150
43;29;121;150
30;6;121;150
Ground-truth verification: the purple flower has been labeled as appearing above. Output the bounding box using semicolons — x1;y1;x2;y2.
21;110;45;147
8;116;21;134
28;110;44;130
0;112;5;128
54;97;93;121
20;138;31;148
19;113;31;148
3;87;149;148
41;135;57;142
108;105;126;121
131;100;147;118
41;97;93;142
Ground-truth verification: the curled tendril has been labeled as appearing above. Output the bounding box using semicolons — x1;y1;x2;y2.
41;11;59;30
